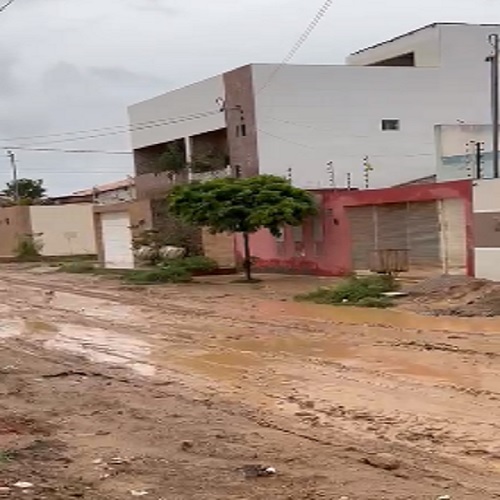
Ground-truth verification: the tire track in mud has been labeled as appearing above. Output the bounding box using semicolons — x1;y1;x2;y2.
2;270;500;491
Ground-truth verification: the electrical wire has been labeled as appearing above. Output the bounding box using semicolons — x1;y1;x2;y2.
0;0;17;13
257;0;334;93
4;146;132;155
0;109;221;146
257;127;434;158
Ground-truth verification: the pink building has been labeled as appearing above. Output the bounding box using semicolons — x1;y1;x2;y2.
236;180;473;277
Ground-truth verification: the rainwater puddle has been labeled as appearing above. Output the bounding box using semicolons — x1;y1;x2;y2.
0;319;24;339
36;323;156;377
229;337;354;360
258;301;500;334
51;292;137;323
178;351;264;380
224;335;468;385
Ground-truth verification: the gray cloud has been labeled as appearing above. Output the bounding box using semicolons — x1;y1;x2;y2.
0;0;499;194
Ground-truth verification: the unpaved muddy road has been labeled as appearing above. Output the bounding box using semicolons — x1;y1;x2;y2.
1;266;500;499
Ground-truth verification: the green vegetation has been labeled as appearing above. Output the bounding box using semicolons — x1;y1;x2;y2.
123;265;192;285
0;450;14;464
58;255;219;285
168;175;317;281
3;178;46;203
58;262;96;273
169;256;218;273
123;256;218;285
296;274;398;308
15;234;43;261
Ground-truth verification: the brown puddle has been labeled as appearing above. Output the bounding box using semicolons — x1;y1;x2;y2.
257;301;500;334
176;351;264;381
228;336;354;360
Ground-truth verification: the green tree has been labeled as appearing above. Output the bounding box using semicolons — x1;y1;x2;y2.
168;175;317;281
3;178;46;203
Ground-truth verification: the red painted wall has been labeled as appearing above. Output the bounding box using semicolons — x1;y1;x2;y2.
235;180;473;276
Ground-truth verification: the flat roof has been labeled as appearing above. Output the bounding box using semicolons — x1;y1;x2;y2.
350;22;500;57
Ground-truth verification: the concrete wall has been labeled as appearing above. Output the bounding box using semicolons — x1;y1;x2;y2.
436;124;497;181
236;180;472;276
128;76;225;150
473;179;500;281
29;205;96;257
0;206;31;258
252;63;443;189
202;230;235;268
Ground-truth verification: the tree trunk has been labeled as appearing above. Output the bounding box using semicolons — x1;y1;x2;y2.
242;232;252;281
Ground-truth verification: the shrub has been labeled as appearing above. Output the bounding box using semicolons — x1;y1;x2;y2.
15;234;43;261
0;450;13;463
296;274;398;308
166;256;218;273
59;262;96;274
123;265;192;285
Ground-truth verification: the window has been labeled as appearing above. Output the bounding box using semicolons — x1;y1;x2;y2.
381;119;400;131
236;124;247;137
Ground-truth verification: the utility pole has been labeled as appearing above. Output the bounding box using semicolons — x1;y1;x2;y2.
487;34;500;178
6;150;19;202
475;141;485;179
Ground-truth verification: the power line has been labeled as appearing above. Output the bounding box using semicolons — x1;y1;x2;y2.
257;0;334;93
4;146;133;155
0;109;221;146
257;127;434;158
0;0;17;13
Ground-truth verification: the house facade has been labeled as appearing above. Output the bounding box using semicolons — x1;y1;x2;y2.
235;180;473;277
128;23;500;191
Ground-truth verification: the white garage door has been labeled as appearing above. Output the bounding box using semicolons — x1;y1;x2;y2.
101;212;134;269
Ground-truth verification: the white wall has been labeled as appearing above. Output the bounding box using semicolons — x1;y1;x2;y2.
30;205;96;256
128;76;225;150
347;24;441;67
251;23;500;190
436;124;495;182
473;179;500;281
473;178;500;213
252;64;446;189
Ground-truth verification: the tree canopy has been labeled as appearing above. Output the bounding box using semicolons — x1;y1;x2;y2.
3;178;46;203
168;175;317;280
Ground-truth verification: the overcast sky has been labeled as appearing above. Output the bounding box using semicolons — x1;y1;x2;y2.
0;0;499;194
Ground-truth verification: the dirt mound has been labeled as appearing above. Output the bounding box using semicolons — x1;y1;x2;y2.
405;275;500;317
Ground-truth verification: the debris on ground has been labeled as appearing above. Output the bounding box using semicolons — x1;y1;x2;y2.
13;481;34;489
404;275;500;317
361;453;401;471
242;464;277;478
180;440;194;451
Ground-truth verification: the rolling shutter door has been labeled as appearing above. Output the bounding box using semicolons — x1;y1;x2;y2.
376;203;408;251
407;201;440;268
347;206;375;270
